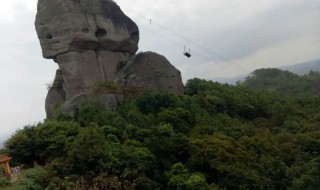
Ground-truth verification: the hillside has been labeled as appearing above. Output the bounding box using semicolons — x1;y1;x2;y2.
280;59;320;75
213;59;320;85
1;78;320;189
211;75;247;85
241;68;320;96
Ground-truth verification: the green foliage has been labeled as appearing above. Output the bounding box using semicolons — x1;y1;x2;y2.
73;103;109;127
242;68;320;96
47;172;139;190
64;124;109;175
35;120;79;161
188;134;268;189
4;76;320;189
167;163;209;190
17;167;51;190
136;91;178;115
145;124;188;170
5;125;38;166
93;81;121;93
157;108;194;133
0;177;10;188
185;78;204;96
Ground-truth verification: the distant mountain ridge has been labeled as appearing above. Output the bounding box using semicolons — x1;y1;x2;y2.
280;59;320;75
241;68;320;96
211;59;320;84
210;75;247;85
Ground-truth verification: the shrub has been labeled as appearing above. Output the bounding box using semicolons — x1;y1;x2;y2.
17;167;51;190
0;177;10;187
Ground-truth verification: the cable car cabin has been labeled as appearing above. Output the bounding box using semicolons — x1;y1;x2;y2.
184;51;191;58
183;46;191;58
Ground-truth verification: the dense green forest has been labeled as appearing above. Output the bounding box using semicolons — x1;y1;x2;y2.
1;69;320;189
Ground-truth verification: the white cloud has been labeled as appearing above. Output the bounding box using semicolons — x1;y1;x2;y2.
239;36;320;69
0;0;57;140
118;0;320;75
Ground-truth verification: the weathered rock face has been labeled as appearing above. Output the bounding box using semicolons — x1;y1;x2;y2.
36;0;184;118
54;50;130;98
116;52;184;95
35;0;139;58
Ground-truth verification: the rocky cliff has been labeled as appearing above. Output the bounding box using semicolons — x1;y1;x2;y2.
35;0;184;118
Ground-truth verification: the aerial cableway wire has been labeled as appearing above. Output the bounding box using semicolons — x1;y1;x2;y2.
116;1;216;61
153;23;250;73
116;0;251;74
141;23;216;62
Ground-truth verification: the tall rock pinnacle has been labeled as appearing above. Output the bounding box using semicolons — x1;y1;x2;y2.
36;0;139;58
35;0;184;118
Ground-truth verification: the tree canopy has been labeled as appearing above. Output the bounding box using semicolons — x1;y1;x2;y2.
2;70;320;189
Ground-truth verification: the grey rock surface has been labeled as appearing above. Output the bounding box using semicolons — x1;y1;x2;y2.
60;92;124;117
55;50;129;98
45;70;65;118
116;52;184;95
36;0;184;118
35;0;139;58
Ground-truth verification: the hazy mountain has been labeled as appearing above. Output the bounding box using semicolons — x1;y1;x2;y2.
241;68;320;96
211;75;247;85
280;59;320;75
211;59;320;85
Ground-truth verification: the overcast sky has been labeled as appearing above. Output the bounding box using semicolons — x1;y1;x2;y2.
0;0;319;141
